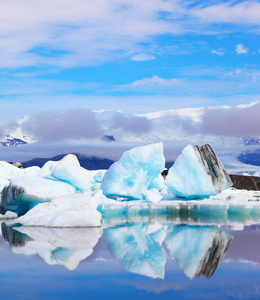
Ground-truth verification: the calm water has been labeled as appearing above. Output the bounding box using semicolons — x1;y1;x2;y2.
0;219;260;300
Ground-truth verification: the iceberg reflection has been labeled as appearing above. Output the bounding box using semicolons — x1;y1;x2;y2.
165;225;234;278
1;223;102;270
103;222;167;279
1;221;233;278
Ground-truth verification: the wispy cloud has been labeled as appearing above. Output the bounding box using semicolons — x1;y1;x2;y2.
131;53;156;61
0;0;259;69
192;1;260;25
211;48;225;56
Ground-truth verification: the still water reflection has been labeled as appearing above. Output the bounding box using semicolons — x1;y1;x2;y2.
0;219;260;299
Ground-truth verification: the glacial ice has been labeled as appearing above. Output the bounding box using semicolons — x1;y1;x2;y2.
101;143;165;199
0;161;23;180
2;225;101;270
14;194;102;227
0;211;17;219
38;154;106;192
102;222;166;279
0;162;40;193
165;225;233;278
165;144;232;199
1;175;76;206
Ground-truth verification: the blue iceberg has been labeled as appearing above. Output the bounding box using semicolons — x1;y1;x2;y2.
165;144;232;199
101;143;165;200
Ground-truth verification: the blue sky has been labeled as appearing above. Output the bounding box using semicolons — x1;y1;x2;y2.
0;0;260;122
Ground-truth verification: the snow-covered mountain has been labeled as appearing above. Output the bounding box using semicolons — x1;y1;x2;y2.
0;137;27;147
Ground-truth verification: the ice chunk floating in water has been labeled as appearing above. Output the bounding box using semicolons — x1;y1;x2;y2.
39;154;106;192
165;144;232;199
101;143;165;199
165;225;233;278
1;175;76;206
14;194;102;227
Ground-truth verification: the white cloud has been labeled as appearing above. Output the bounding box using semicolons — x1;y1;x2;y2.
131;53;156;61
0;0;183;68
235;43;248;54
0;0;259;69
192;1;260;25
132;75;184;89
211;48;225;56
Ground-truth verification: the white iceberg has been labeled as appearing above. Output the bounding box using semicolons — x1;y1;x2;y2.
165;144;232;199
3;225;101;270
101;143;165;200
1;175;76;206
14;194;102;227
0;162;40;193
38;154;106;192
0;211;17;219
0;161;22;180
165;225;233;278
102;222;166;279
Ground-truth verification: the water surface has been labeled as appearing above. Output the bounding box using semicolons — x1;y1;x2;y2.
0;219;260;299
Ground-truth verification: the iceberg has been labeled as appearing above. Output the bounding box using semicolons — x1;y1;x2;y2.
101;143;165;200
0;161;22;180
14;194;102;227
165;225;233;278
0;211;17;219
0;162;40;193
1;175;76;206
2;224;101;270
38;154;106;192
102;222;166;279
165;144;232;199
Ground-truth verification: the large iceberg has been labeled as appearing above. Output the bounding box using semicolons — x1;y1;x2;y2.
13;194;102;227
2;224;101;270
165;144;232;199
165;225;233;278
101;143;165;200
102;222;166;279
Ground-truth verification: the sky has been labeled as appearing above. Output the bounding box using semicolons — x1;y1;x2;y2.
0;0;260;155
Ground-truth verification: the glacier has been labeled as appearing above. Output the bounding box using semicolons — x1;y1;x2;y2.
101;143;165;200
165;144;233;199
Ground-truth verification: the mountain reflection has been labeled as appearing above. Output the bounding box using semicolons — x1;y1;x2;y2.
1;222;233;278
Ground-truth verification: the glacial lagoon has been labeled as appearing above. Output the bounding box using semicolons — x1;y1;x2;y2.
0;216;260;300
